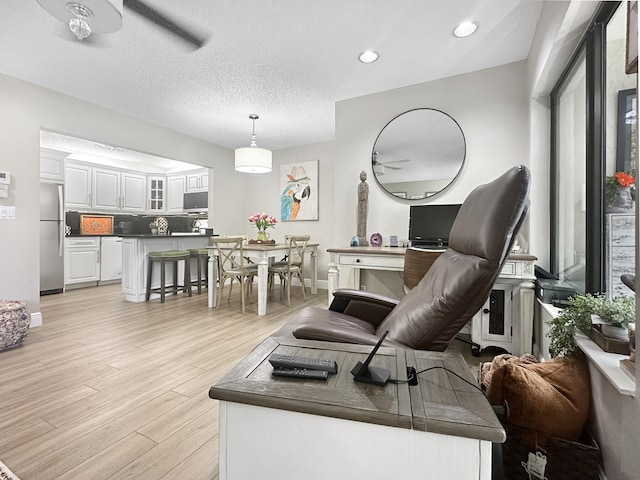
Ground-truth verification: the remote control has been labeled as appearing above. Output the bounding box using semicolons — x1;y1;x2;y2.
271;367;329;380
268;354;338;374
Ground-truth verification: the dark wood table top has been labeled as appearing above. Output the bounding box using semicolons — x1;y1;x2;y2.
209;337;505;442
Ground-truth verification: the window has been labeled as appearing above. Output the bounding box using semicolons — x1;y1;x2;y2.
551;1;637;296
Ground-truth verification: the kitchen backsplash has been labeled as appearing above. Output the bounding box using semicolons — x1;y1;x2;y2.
65;211;207;235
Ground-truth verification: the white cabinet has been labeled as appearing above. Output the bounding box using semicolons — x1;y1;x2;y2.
92;168;146;212
92;167;119;210
471;283;514;355
121;172;146;211
40;148;67;182
100;236;123;283
186;169;209;192
147;176;166;213
65;162;92;209
65;237;100;287
167;174;187;213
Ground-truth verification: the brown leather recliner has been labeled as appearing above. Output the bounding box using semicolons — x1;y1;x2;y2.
279;165;531;351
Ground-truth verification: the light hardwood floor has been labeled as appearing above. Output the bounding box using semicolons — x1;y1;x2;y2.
0;283;327;480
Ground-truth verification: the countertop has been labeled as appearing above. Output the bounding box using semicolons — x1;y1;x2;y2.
67;233;213;238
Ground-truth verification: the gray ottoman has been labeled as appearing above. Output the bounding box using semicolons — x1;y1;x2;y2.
0;301;30;351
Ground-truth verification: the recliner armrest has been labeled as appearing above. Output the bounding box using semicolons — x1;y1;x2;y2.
329;289;398;328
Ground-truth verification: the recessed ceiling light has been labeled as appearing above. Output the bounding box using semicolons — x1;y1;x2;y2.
359;50;379;64
453;21;478;38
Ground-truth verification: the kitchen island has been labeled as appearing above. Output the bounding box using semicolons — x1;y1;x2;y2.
121;234;211;302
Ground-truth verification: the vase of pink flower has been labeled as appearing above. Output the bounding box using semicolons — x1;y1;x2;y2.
248;212;278;242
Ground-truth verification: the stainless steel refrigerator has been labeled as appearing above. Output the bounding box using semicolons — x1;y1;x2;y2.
40;182;65;295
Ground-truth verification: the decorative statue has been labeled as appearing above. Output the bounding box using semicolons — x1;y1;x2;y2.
357;170;369;246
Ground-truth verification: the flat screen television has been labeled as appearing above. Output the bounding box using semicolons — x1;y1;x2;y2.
409;204;462;248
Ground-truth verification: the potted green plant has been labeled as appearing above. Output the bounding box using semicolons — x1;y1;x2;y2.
547;293;635;357
149;220;158;235
595;295;635;339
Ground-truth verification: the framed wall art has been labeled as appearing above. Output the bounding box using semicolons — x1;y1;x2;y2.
280;160;319;221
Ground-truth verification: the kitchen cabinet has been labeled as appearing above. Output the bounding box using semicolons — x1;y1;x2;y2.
147;176;166;212
92;167;146;212
65;162;92;209
186;169;209;192
64;237;100;287
40;148;67;182
100;236;123;283
167;174;187;213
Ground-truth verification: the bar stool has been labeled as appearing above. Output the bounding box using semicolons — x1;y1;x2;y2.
146;250;192;303
189;248;210;294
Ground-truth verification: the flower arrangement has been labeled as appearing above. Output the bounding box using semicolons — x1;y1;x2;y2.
248;212;278;232
605;171;636;207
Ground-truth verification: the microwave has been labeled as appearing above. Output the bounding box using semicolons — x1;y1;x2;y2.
183;192;208;212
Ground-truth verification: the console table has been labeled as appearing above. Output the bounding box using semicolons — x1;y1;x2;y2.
327;247;537;356
209;337;504;480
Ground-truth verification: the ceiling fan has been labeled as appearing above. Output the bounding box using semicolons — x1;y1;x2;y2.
36;0;206;49
372;152;409;175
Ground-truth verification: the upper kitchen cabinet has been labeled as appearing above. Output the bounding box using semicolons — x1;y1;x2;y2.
167;173;187;213
40;148;67;182
65;162;92;209
186;169;209;193
92;167;146;212
147;176;166;213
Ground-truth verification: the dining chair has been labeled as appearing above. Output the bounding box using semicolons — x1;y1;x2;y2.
212;236;258;313
268;235;310;307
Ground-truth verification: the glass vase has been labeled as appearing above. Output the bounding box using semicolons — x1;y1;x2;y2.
257;230;269;242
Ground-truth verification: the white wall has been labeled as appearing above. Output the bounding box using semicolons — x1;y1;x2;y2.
0;72;246;320
335;61;531;255
242;141;336;283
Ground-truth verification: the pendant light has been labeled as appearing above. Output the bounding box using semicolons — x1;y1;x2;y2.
235;115;272;173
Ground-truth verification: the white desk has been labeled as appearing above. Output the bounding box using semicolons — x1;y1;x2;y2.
327;246;537;355
207;243;318;315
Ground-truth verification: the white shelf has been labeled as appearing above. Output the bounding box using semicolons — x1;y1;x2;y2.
575;333;636;396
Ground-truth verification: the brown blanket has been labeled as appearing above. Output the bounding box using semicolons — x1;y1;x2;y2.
481;353;590;442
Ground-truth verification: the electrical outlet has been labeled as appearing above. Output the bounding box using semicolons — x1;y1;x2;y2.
0;206;16;219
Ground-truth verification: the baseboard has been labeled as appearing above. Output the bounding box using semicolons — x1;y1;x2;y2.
30;311;43;328
274;278;328;291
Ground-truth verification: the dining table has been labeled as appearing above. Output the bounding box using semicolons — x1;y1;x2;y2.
206;242;319;315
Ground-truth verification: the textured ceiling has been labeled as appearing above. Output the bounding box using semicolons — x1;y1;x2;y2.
1;0;544;153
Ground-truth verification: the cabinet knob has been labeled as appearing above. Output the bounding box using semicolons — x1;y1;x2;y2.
356;258;361;263
483;308;490;314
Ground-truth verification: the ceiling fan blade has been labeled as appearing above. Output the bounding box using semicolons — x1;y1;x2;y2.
124;0;206;49
381;159;410;165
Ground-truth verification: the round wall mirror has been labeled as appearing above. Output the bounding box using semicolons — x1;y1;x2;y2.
372;108;466;200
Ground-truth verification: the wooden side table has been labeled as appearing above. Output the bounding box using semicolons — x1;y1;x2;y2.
209;337;504;480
